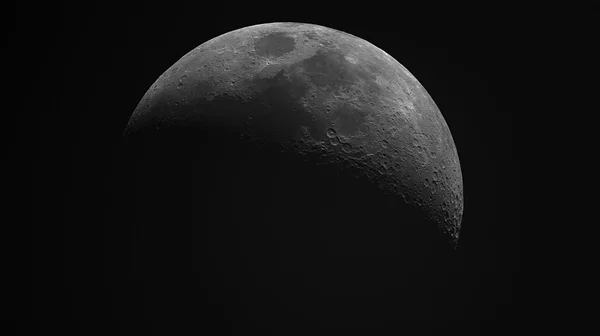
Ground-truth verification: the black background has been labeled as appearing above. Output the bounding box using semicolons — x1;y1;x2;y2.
22;3;521;335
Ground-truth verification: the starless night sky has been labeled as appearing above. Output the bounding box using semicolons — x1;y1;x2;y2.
24;3;521;335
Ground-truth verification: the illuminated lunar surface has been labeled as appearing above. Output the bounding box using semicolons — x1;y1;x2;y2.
125;22;464;327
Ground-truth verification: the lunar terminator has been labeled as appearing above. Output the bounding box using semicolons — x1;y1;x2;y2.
125;23;464;326
126;22;463;247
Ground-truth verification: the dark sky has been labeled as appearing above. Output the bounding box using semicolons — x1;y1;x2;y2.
23;4;521;335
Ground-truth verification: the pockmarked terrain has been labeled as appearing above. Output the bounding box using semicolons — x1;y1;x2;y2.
126;22;463;246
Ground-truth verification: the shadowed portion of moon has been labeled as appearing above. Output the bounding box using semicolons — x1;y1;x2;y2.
127;127;455;330
123;22;463;330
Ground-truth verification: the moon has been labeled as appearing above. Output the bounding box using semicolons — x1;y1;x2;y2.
125;22;464;327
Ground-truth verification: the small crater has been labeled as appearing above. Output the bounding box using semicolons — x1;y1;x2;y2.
326;128;337;138
177;75;187;90
302;31;320;41
341;143;352;153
